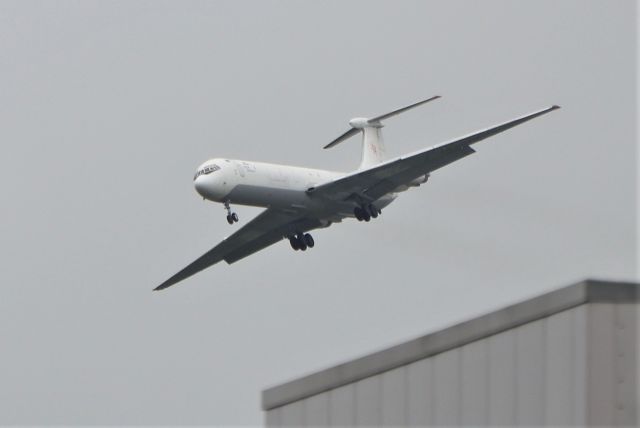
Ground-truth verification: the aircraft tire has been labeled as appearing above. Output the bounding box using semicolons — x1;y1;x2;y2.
231;213;239;223
304;233;314;248
295;233;307;251
354;207;363;221
290;237;299;251
363;211;371;222
368;205;378;218
226;215;234;224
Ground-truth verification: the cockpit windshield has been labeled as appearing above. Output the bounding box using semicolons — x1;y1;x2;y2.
193;164;220;181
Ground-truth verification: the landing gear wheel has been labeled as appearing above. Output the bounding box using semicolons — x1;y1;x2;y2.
224;201;238;225
363;211;371;222
289;237;300;250
368;204;378;218
354;207;364;221
304;233;314;248
294;233;307;251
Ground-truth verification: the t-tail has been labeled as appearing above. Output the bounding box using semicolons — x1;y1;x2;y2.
324;95;441;170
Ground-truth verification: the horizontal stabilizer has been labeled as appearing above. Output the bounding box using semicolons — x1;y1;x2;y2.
368;95;441;122
324;95;441;149
324;128;360;149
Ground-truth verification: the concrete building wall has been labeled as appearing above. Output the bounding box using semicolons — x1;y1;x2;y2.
263;281;638;426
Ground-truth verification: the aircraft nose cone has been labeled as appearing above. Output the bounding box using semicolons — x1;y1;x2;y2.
194;176;208;198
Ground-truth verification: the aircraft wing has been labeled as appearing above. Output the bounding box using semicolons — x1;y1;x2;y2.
309;105;560;203
155;208;320;290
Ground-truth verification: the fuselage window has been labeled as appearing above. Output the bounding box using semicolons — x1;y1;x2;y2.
193;164;221;180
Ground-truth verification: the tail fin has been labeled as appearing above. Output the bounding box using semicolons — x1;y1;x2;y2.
324;96;441;170
359;125;386;169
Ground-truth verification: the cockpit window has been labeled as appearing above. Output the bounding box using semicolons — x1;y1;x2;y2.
193;164;220;180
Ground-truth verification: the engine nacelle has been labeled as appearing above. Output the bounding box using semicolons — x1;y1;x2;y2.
408;174;429;187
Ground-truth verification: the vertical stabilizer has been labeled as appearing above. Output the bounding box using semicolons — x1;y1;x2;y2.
359;126;386;169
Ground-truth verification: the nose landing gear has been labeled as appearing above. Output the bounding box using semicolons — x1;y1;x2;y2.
224;201;239;224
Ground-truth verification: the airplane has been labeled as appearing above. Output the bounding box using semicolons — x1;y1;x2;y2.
155;96;560;290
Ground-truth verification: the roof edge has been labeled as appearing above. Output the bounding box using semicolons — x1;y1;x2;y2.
262;278;639;410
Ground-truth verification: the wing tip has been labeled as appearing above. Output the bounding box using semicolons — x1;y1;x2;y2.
154;278;178;291
551;104;561;110
419;95;441;102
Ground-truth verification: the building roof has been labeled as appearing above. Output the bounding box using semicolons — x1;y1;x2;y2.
262;279;639;410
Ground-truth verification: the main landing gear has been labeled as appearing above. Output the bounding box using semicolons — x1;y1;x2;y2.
224;200;239;224
289;233;315;251
354;204;381;222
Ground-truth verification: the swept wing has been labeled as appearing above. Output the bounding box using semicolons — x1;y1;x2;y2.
309;105;560;203
155;208;320;290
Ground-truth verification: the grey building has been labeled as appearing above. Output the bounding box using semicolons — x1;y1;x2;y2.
262;279;638;426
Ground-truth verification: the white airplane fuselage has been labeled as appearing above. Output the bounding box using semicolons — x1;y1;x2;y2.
193;158;396;221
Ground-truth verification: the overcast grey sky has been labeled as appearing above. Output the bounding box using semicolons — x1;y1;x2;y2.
0;0;636;425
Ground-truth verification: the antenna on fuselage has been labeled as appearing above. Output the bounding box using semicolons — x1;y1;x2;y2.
323;95;441;169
